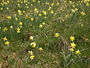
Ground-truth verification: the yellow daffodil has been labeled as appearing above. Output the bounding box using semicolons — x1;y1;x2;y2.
16;27;21;33
1;8;3;10
30;42;36;48
38;1;40;3
39;24;43;28
18;10;22;15
32;0;36;2
29;36;33;40
15;17;18;21
19;22;23;25
34;8;38;11
57;2;60;5
7;16;12;19
86;3;89;6
31;18;34;21
71;9;75;13
69;48;74;52
48;7;51;11
71;43;76;48
6;7;9;10
84;0;90;3
3;37;7;41
75;50;81;55
54;33;60;38
39;13;42;16
28;51;33;55
17;30;20;33
3;27;8;32
30;55;35;60
75;8;78;11
5;41;10;46
17;27;20;31
0;27;1;29
10;25;13;29
51;3;54;6
70;36;75;41
42;22;45;25
38;47;43;51
42;10;47;15
50;10;54;14
19;26;22;28
44;16;47;19
81;12;86;16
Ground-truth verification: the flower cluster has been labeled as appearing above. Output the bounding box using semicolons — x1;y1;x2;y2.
69;36;81;55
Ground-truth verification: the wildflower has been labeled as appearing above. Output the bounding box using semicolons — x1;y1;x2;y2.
38;47;43;51
5;41;10;46
39;24;43;28
3;27;8;32
42;22;45;25
18;10;21;13
31;4;33;6
1;8;3;10
51;3;54;6
71;9;75;13
19;26;22;29
15;17;18;21
18;10;22;15
10;25;13;29
7;16;12;19
75;50;81;55
57;2;60;5
31;18;34;21
7;1;10;3
25;15;29;18
34;8;38;11
16;27;21;33
84;0;90;3
29;36;33;40
44;16;47;19
0;27;1;29
30;55;35;60
17;27;20;31
42;10;47;15
86;3;89;6
50;10;54;14
75;8;78;11
54;33;60;38
19;22;23;25
70;36;75;41
39;13;42;16
71;43;76;48
17;30;20;33
48;7;51;11
18;4;20;7
32;0;36;2
69;48;74;52
3;37;7;41
81;24;84;27
38;1;40;3
6;7;9;10
46;2;49;5
28;51;33;55
23;11;25;13
30;42;36;48
81;12;86;16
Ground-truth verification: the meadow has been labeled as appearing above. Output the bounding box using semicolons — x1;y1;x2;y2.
0;0;90;68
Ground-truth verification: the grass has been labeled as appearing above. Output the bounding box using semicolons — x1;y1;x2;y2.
0;0;90;68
